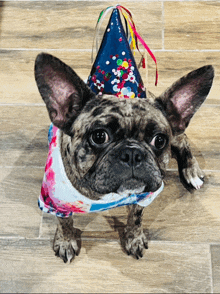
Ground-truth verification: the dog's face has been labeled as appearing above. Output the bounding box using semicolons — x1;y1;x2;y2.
64;95;171;197
35;53;214;199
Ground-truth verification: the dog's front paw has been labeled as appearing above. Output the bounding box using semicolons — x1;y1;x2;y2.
182;157;204;190
53;228;79;263
124;229;148;259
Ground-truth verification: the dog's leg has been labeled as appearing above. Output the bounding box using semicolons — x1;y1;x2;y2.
53;216;80;263
124;204;148;259
171;133;204;190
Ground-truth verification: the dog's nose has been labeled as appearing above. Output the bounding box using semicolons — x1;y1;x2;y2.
119;147;144;167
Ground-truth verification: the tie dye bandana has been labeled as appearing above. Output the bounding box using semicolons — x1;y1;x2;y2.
38;124;164;218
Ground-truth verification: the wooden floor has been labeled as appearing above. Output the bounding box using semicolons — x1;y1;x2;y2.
0;1;220;293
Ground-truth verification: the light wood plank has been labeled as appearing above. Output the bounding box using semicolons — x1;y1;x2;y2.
0;50;219;105
0;106;49;167
0;50;92;104
211;245;220;293
1;166;219;242
0;50;146;104
164;1;220;50
147;51;220;104
0;239;212;293
40;170;220;243
0;105;219;170
0;167;42;238
146;170;220;243
0;1;162;50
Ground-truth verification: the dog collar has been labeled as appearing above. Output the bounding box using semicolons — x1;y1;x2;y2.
38;124;164;218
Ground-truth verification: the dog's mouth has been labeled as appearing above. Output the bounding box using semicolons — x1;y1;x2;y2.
117;185;145;196
116;178;152;196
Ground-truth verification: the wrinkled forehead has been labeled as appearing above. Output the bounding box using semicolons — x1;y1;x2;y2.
75;95;170;135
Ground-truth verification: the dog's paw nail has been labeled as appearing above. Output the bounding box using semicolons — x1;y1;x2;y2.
125;231;147;259
191;177;203;190
137;247;143;258
70;240;79;255
66;247;75;263
53;237;79;263
144;243;148;249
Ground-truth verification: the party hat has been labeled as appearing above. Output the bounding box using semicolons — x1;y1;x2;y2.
87;5;158;99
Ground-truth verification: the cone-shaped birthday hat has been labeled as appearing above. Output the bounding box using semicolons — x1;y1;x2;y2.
87;6;158;99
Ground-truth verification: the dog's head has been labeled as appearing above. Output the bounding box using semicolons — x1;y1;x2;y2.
35;53;214;199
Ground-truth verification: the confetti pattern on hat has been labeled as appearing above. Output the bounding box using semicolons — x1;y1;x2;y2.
87;6;150;99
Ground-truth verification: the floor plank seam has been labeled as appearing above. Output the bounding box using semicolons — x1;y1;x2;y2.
0;0;217;2
38;211;44;239
0;235;220;246
161;1;165;50
0;236;26;240
1;166;220;174
0;103;45;106
2;47;220;53
0;103;219;107
209;243;214;294
0;166;45;169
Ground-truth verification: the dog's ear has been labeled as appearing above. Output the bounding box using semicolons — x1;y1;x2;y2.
155;65;214;135
35;53;96;135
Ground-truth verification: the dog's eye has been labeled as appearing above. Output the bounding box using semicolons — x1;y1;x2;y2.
90;129;109;146
150;134;167;150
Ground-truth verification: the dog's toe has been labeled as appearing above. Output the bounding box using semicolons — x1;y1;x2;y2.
182;157;204;190
124;230;148;259
189;176;204;190
54;241;76;263
53;231;79;263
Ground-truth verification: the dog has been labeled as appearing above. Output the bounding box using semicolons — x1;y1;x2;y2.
35;53;214;263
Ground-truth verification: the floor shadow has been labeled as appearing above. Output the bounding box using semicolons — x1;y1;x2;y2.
104;214;149;258
111;216;127;254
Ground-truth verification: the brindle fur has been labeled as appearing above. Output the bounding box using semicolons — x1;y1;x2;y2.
124;205;148;259
53;216;80;263
60;95;171;200
35;53;214;262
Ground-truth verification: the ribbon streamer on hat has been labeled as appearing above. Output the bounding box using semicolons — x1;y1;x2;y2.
91;5;158;86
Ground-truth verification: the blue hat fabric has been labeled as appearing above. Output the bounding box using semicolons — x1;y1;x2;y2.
87;7;146;99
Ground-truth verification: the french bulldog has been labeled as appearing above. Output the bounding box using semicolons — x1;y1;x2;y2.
35;53;214;263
